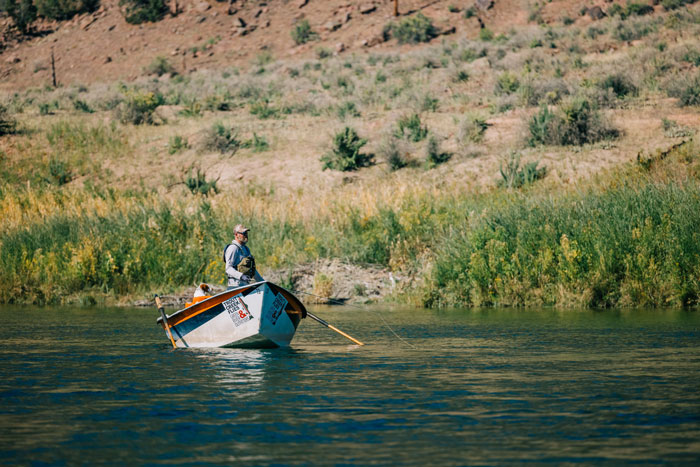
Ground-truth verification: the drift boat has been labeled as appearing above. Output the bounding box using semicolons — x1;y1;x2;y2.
156;281;307;349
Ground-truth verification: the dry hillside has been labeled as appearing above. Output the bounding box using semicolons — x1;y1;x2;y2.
3;0;619;91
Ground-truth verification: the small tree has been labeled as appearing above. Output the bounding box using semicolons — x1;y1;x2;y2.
2;0;37;34
321;127;373;171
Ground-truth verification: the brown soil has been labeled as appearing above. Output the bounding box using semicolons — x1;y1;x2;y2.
1;0;555;91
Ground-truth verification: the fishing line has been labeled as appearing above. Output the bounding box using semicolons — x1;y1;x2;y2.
291;289;418;349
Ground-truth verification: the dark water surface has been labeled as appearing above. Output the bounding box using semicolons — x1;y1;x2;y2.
1;306;699;465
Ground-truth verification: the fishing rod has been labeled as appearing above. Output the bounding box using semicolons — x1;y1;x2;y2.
291;289;417;349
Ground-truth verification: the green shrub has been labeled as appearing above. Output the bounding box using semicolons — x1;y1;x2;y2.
661;118;695;138
47;158;73;185
498;152;547;188
182;165;218;196
494;72;520;95
395;113;428;142
586;25;606;39
168;135;188;154
625;3;655;16
241;133;269;152
479;27;494;41
607;3;624;16
178;99;202;118
72;99;94;113
425;135;451;168
661;0;697;10
144;56;175;76
119;0;167;24
0;104;17;136
337;101;361;119
453;69;470;82
459;115;490;143
673;74;700;106
599;73;638;98
316;47;332;59
201;122;240;154
681;48;700;66
35;0;98;21
527;98;619;146
612;18;655;41
2;0;37;33
321;127;373;171
420;95;439;112
115;90;163;125
390;13;438;44
292;19;318;45
249;99;280;119
378;135;408;171
464;6;476;18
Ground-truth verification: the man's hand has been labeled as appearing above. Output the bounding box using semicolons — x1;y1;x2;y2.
240;274;251;283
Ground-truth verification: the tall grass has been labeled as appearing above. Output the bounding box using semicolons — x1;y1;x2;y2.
3;141;700;307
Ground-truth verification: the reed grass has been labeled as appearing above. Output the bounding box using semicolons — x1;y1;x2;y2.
2;139;699;306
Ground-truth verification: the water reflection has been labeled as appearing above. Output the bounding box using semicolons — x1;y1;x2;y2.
192;348;271;389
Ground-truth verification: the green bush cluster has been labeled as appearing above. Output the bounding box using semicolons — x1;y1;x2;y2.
394;113;428;142
378;135;408;171
459;114;489;143
389;13;438;44
115;90;163;125
320;127;373;171
36;0;98;20
119;0;167;24
528;98;619;146
498;152;547;189
661;0;698;10
291;19;318;45
1;0;36;33
494;72;520;95
183;165;218;196
599;73;638;98
201;122;240;154
168;135;188;154
144;56;175;77
424;135;450;168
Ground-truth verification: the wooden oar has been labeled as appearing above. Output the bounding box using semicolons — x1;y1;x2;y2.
307;312;364;346
155;295;177;349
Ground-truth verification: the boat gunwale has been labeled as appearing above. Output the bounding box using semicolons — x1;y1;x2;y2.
156;281;307;329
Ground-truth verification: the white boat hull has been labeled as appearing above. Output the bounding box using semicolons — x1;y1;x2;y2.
157;282;306;349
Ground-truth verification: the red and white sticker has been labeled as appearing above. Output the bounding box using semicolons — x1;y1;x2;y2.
223;295;253;327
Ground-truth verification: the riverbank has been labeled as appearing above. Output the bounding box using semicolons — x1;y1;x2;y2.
2;138;699;308
136;259;397;308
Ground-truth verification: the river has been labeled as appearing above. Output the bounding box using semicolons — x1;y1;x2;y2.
1;305;699;465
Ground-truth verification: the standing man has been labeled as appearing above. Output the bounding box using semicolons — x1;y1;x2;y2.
224;224;264;289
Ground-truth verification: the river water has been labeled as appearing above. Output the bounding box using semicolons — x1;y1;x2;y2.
1;305;699;465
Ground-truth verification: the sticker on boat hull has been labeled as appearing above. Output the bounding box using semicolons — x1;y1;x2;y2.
268;293;288;326
223;295;253;327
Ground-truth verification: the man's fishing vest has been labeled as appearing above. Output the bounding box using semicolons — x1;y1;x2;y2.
223;243;256;277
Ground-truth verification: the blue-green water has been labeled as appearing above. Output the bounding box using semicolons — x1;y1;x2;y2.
1;306;699;465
